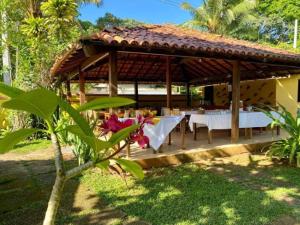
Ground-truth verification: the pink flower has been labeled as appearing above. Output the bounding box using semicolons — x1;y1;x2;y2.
100;114;134;134
100;113;151;148
131;130;149;148
137;114;154;128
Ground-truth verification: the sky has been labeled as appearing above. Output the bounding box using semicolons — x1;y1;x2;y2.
79;0;202;25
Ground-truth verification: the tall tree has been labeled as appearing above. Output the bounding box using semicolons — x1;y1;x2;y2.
181;0;258;38
1;10;11;85
1;0;102;87
258;0;300;43
96;12;143;30
259;0;300;22
0;0;13;85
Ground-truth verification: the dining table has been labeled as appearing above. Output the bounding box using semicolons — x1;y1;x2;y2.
121;115;186;153
187;111;281;143
143;115;185;152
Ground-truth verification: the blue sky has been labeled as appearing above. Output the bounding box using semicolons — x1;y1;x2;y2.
79;0;202;25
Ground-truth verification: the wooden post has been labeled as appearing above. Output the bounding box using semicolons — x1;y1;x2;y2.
134;80;139;109
109;51;117;113
79;69;86;105
231;61;240;143
168;133;171;145
208;129;212;144
65;80;72;102
109;51;118;97
186;82;191;107
180;117;186;149
166;57;172;108
193;123;197;140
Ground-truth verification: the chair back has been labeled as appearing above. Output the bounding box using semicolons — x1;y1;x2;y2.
161;107;171;116
172;108;180;115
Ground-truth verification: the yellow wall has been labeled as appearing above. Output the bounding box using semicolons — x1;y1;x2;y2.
276;75;300;117
214;79;276;107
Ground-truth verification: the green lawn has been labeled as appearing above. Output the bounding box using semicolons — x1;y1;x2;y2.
11;139;51;154
82;163;295;225
2;143;300;225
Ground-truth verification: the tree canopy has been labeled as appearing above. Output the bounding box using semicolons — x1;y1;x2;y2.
258;0;300;22
0;0;101;88
96;12;143;30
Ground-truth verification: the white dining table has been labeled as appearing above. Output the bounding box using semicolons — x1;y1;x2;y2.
143;115;185;151
189;111;279;131
121;115;185;151
188;111;281;143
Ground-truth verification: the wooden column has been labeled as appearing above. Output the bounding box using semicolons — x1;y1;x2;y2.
166;57;172;108
65;80;72;102
186;82;191;107
108;51;118;113
134;80;139;109
231;61;241;143
79;69;86;105
108;51;118;97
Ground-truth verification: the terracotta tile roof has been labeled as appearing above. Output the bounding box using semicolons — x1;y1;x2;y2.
83;24;300;62
51;24;300;81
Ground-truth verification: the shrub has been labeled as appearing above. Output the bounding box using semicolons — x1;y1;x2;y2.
261;105;300;166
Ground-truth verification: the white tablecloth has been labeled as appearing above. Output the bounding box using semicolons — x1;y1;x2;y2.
181;111;199;116
143;115;184;151
189;111;280;131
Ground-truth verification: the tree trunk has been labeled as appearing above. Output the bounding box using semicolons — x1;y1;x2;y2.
43;132;66;225
1;10;12;85
43;176;65;225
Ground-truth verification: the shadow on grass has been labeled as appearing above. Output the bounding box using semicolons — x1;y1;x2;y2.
82;154;300;225
0;157;126;225
2;151;300;225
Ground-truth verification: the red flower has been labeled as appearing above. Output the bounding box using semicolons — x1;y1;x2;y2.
131;130;149;148
100;113;151;148
100;114;134;134
137;114;154;128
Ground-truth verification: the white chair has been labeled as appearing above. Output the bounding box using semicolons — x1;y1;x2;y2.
172;108;180;116
161;107;171;116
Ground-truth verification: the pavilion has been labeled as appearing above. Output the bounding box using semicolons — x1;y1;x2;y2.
51;24;300;144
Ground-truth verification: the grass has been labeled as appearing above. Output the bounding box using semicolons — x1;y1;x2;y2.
2;146;300;225
82;163;293;225
11;139;51;154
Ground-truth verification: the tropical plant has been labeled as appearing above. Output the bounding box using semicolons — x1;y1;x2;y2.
181;0;258;37
1;0;102;90
0;83;144;225
260;105;300;166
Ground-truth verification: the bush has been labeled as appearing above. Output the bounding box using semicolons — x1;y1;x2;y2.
261;105;300;166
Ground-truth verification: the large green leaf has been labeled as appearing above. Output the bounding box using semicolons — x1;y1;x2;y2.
0;83;24;98
0;128;41;154
58;98;93;136
114;158;144;179
65;125;111;152
2;89;58;120
109;124;139;145
77;97;135;112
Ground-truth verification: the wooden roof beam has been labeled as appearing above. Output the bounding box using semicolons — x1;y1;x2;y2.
81;53;109;72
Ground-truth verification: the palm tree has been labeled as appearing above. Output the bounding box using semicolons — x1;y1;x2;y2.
181;0;258;36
